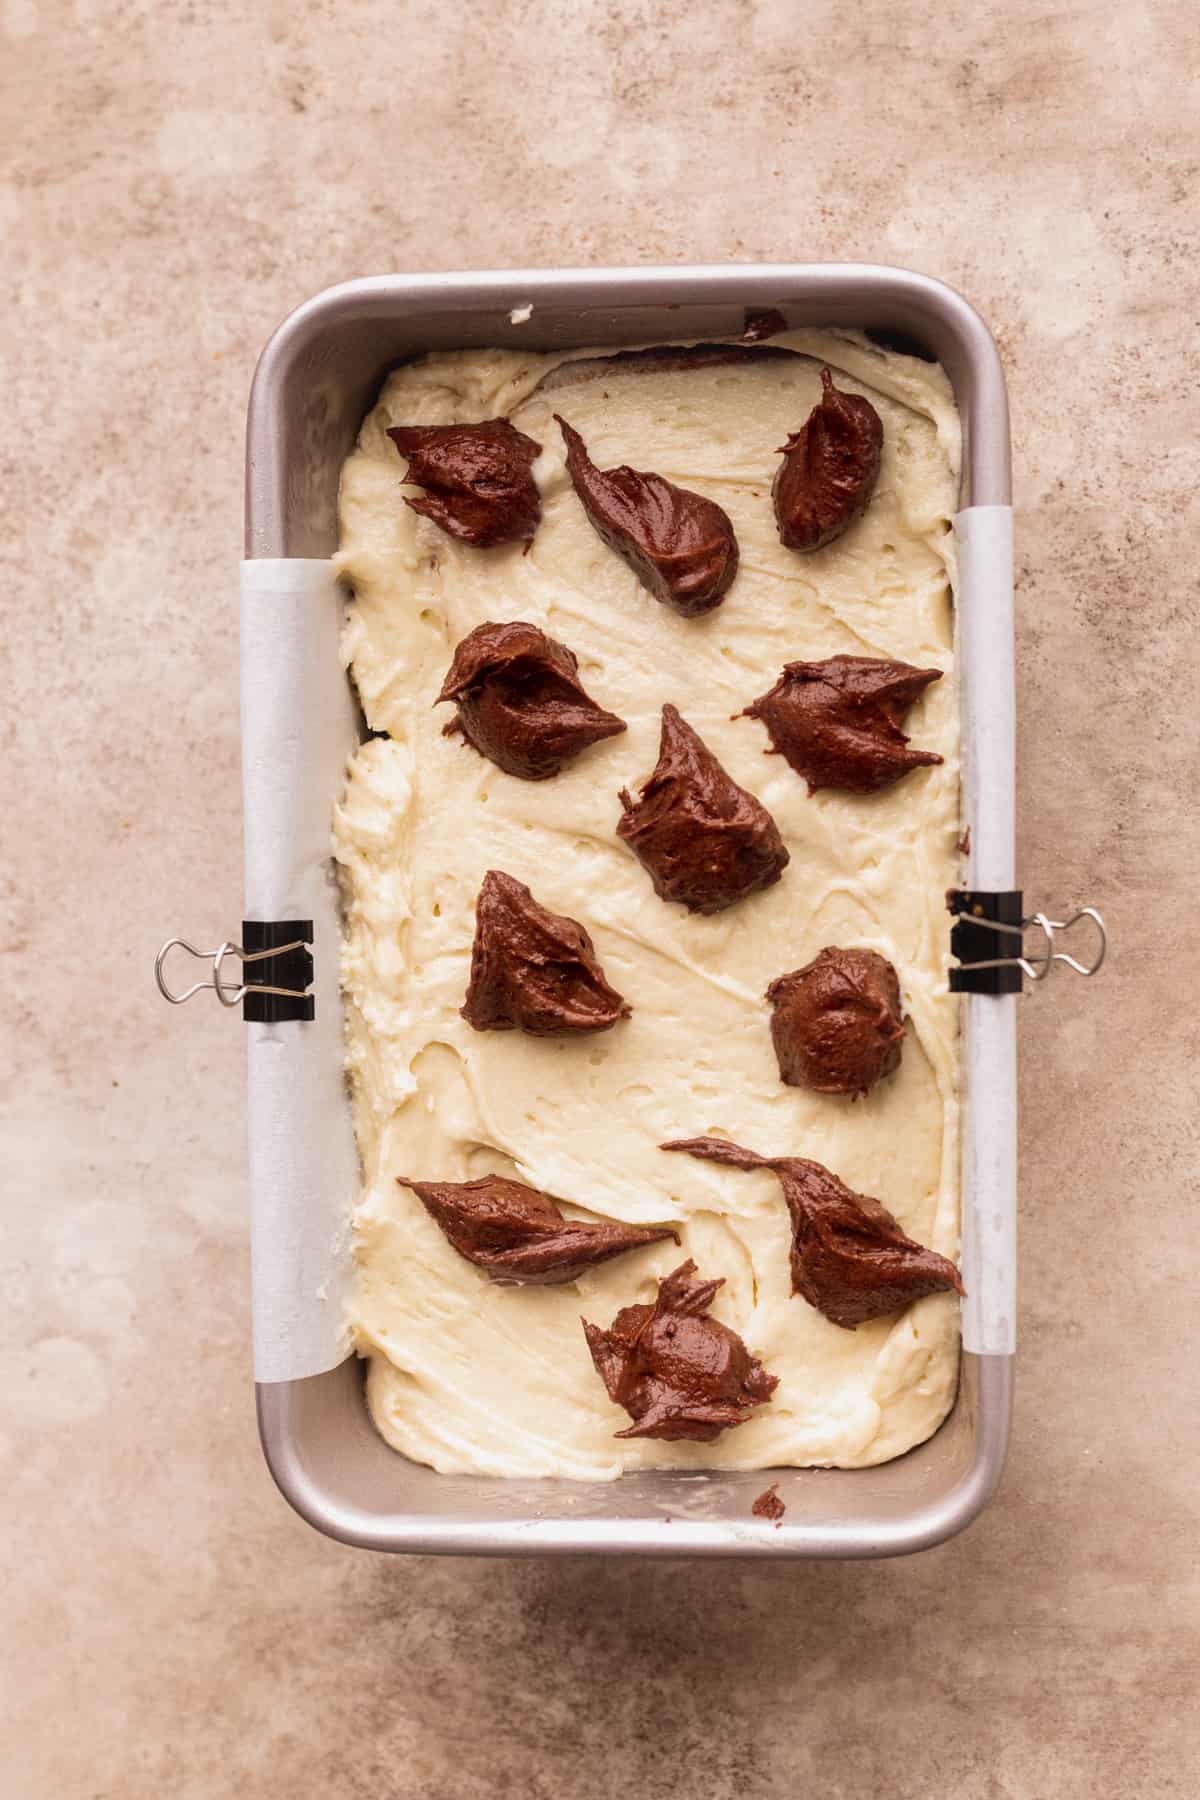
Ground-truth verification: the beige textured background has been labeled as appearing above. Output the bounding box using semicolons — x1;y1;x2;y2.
4;2;1197;1795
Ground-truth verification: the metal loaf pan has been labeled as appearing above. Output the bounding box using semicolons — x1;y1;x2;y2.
246;264;1014;1557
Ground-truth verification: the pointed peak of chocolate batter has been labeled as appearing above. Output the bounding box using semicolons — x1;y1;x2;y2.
617;705;789;914
398;1172;678;1285
661;1136;963;1329
461;870;630;1036
583;1258;778;1441
554;415;739;617
741;654;943;794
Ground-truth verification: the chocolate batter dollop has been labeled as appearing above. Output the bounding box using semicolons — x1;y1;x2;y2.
739;308;789;344
582;1259;779;1441
767;946;905;1096
741;654;943;794
397;1172;678;1285
662;1137;964;1329
461;869;630;1035
773;366;883;551
435;621;626;780
386;419;542;548
554;415;739;616
618;705;790;914
752;1484;785;1524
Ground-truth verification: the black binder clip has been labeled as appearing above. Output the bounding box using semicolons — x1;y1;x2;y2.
240;921;315;1022
948;891;1107;994
154;922;315;1022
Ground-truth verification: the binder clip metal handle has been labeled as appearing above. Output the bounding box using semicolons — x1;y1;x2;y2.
948;892;1107;993
154;921;315;1021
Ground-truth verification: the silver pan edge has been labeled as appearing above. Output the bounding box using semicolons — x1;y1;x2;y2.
245;263;1013;1558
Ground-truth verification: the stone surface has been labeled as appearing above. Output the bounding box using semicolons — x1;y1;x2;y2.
2;2;1197;1796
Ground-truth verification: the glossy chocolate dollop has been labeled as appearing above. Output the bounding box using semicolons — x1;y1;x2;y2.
398;1172;678;1285
582;1259;778;1441
386;419;542;548
773;366;883;551
741;654;943;794
767;946;905;1096
618;705;789;914
461;869;630;1035
435;621;626;780
554;414;738;617
661;1137;964;1329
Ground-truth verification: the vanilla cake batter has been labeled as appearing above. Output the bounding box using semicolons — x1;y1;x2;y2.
333;329;962;1478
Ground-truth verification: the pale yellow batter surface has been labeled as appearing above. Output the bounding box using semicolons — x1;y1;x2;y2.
333;330;962;1479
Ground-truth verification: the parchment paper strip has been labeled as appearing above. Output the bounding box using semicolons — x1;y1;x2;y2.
241;558;360;1383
